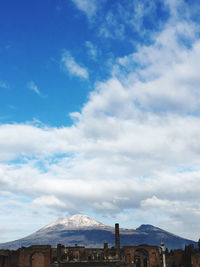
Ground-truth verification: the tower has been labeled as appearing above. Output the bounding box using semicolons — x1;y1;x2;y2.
115;223;120;258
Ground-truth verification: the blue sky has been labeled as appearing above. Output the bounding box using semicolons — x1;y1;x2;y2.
1;0;200;243
0;0;170;126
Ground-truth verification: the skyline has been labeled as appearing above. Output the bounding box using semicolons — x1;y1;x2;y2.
1;0;200;243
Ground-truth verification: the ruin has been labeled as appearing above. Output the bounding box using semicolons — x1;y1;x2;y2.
0;223;199;267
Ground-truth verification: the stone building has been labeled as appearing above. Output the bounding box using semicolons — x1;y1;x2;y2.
122;245;160;267
0;249;19;267
191;252;200;267
0;245;51;267
18;245;51;267
49;224;160;267
164;244;200;267
165;249;184;266
0;253;8;267
50;244;160;267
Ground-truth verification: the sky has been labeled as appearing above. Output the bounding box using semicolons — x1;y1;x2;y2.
1;0;200;243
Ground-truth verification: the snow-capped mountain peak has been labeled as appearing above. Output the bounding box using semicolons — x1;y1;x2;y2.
42;214;108;231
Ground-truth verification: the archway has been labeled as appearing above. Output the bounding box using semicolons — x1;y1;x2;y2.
134;248;149;267
31;252;45;267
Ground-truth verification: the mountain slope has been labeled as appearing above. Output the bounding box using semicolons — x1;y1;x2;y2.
0;214;196;250
41;214;109;231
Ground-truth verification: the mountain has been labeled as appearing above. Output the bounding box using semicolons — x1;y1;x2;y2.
0;214;197;250
40;214;110;231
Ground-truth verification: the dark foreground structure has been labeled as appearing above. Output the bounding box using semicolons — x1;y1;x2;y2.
0;224;199;267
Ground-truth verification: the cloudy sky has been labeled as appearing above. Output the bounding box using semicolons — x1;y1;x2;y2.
1;0;200;243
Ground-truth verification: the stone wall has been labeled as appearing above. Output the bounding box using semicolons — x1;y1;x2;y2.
51;260;124;267
0;254;8;267
122;245;160;267
191;253;200;267
0;250;19;267
18;245;51;267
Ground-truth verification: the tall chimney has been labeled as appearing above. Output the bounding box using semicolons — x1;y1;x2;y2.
115;223;120;251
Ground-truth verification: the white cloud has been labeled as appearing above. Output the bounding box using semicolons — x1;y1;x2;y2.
71;0;156;40
61;51;89;79
98;0;158;40
141;196;172;208
85;41;98;60
71;0;98;18
115;21;200;114
99;11;125;40
33;195;67;208
27;81;41;95
0;123;78;161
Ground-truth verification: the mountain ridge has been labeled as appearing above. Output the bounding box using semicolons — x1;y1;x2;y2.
0;214;197;250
